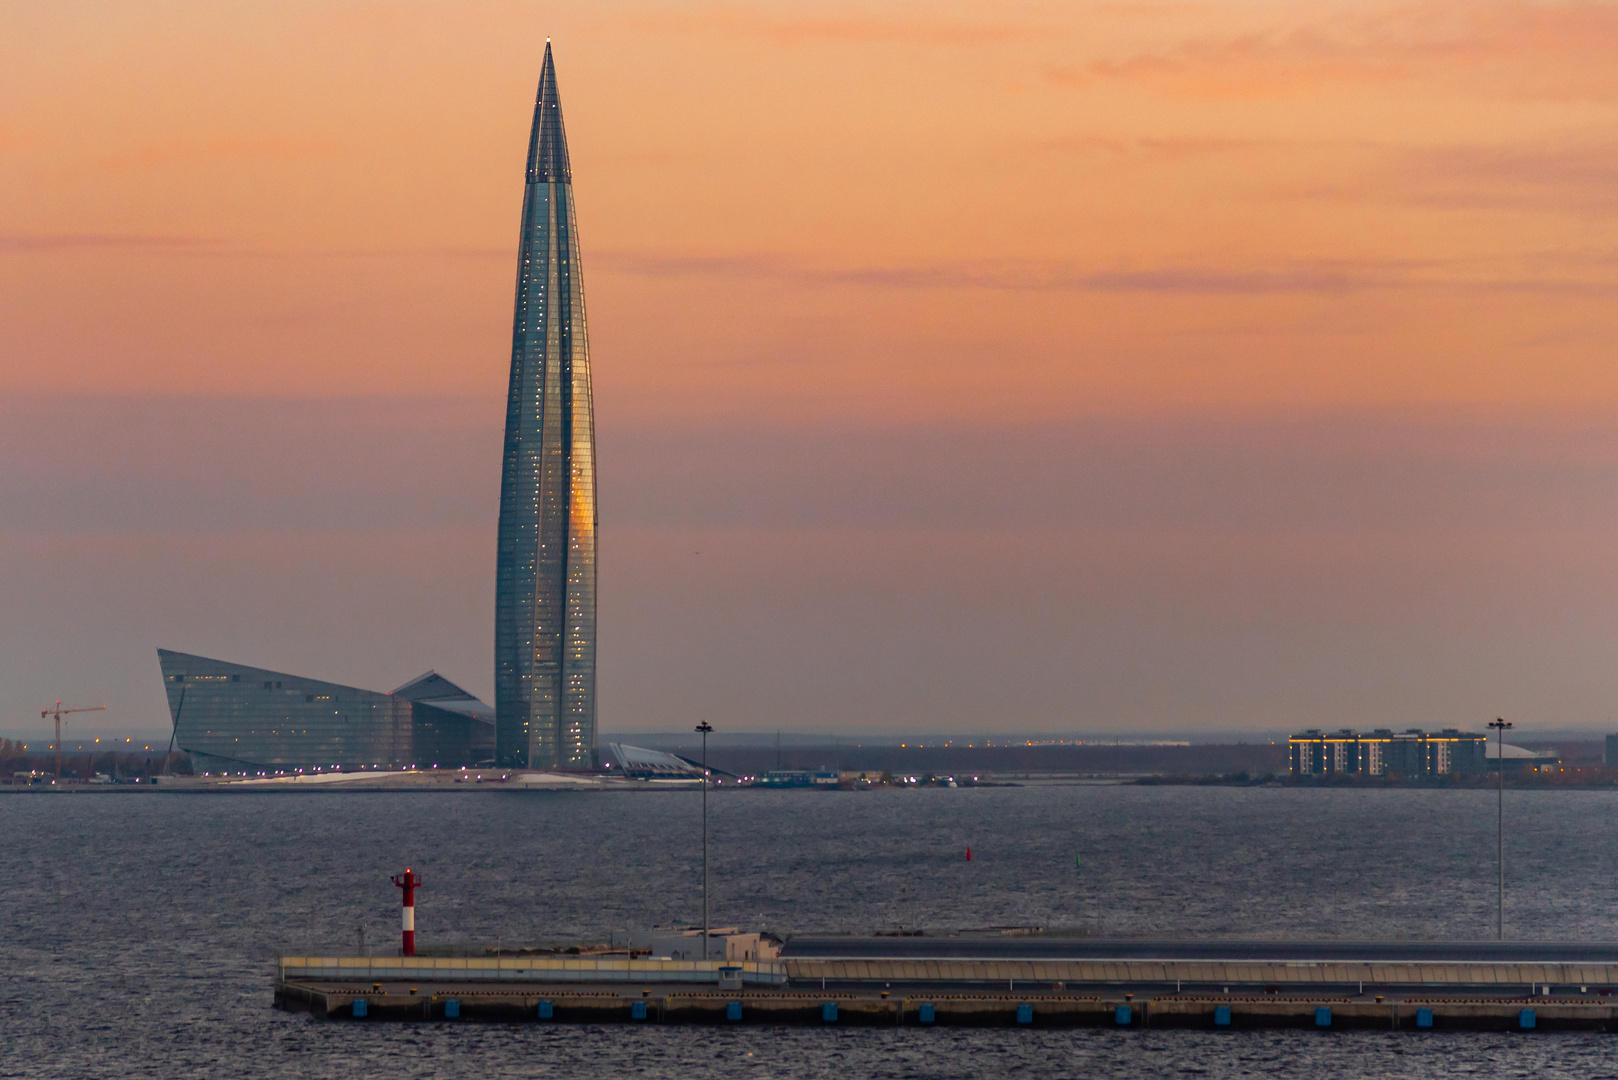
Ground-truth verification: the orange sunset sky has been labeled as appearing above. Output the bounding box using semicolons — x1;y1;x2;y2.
4;0;1618;736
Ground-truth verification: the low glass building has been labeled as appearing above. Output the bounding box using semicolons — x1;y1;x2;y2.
158;649;493;773
602;742;703;779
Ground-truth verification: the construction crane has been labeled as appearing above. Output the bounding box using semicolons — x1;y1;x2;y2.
41;701;106;780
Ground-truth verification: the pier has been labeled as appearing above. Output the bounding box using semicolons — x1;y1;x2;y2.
273;940;1618;1030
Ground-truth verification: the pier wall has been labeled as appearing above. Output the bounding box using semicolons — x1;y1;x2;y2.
275;983;1618;1031
784;957;1618;989
274;954;1618;1030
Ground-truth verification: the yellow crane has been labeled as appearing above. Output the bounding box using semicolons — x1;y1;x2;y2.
41;701;106;780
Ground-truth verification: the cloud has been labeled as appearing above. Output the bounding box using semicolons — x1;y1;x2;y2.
597;250;1380;292
1242;128;1618;216
0;394;499;535
1036;126;1618;216
1380;138;1618;211
14;394;1618;539
1051;1;1618;100
0;233;508;260
629;6;1048;47
0;122;44;153
594;249;1618;296
608;403;1618;536
1033;134;1279;160
0;232;223;253
96;135;344;173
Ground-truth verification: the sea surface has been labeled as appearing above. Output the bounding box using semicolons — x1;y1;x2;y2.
4;784;1618;1077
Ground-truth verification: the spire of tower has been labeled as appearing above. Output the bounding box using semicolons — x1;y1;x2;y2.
526;41;572;185
498;41;597;770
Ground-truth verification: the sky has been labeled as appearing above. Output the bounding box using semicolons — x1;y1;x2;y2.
4;0;1618;737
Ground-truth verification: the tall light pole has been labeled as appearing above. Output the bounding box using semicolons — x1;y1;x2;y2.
696;720;713;959
1488;718;1512;941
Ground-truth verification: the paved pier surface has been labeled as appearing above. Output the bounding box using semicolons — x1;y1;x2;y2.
782;938;1618;963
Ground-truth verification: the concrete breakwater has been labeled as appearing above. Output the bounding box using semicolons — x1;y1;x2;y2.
275;983;1617;1030
274;951;1618;1030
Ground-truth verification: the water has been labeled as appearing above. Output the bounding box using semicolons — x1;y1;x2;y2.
4;784;1618;1077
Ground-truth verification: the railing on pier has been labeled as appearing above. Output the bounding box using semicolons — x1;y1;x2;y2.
277;955;787;986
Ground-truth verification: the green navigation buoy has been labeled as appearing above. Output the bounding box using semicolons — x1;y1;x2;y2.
1075;855;1082;868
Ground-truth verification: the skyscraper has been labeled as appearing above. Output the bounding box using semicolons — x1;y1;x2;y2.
495;43;598;769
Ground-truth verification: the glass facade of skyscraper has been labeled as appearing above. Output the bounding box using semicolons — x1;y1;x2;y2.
494;43;598;769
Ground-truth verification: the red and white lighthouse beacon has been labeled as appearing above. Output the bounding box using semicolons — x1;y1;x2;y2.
391;868;422;956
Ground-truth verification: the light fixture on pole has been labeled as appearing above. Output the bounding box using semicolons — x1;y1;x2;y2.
1487;717;1512;941
696;720;713;960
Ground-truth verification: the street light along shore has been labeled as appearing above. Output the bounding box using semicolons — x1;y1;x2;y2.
1488;717;1513;941
696;720;713;959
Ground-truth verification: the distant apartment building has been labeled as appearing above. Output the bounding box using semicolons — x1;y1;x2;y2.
1289;728;1487;779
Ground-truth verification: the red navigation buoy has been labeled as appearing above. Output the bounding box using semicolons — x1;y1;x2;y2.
391;868;422;956
966;846;972;861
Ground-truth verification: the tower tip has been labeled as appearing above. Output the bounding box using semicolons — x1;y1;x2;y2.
527;41;571;184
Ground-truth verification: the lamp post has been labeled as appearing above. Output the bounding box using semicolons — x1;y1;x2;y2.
1488;718;1512;941
696;720;713;960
